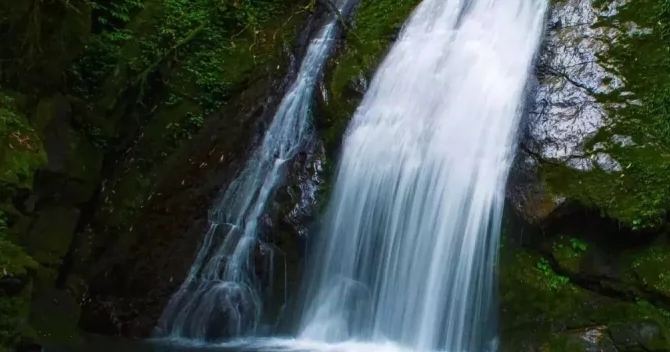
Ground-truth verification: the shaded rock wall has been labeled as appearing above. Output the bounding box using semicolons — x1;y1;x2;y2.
0;0;317;349
512;0;670;228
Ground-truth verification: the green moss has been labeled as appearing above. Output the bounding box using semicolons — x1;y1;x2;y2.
542;148;670;229
624;245;670;294
321;0;421;150
0;209;37;349
500;233;670;351
500;248;586;331
0;88;42;349
23;206;80;285
329;0;421;96
75;0;311;269
0;282;33;349
0;242;38;279
314;0;420;208
550;236;588;274
542;0;670;228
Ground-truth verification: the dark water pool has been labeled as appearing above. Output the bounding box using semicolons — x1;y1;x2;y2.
43;335;242;352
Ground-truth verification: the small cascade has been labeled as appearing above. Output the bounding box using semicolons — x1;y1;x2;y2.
157;0;355;341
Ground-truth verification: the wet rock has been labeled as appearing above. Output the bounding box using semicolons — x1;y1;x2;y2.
549;326;618;352
509;0;624;223
529;0;621;163
609;321;669;351
0;275;29;296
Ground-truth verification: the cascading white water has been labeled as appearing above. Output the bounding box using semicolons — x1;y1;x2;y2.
157;0;354;341
294;0;548;351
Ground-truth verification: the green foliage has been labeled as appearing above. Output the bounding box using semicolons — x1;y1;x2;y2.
91;0;144;26
166;112;204;143
0;92;47;188
155;0;279;112
67;0;307;265
535;257;570;290
72;0;287;127
69;29;134;99
547;236;588;273
0;239;38;279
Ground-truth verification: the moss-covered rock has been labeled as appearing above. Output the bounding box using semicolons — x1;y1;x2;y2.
0;90;44;350
0;92;47;189
0;210;38;349
500;211;670;351
622;243;670;296
517;0;670;229
500;242;670;351
318;0;421;154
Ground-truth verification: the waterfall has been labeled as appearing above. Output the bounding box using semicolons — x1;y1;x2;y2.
295;0;547;351
156;0;355;341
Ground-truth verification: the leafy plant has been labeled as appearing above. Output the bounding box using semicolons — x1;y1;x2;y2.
536;258;569;290
91;0;144;27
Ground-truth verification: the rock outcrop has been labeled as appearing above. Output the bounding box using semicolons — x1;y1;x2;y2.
512;0;670;229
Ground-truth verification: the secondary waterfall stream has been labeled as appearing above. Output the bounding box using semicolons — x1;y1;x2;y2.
157;0;354;341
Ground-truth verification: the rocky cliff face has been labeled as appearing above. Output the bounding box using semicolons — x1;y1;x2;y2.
513;0;670;229
502;0;670;350
2;0;670;351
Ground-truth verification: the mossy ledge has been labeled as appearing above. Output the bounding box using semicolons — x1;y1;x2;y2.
530;0;670;229
500;208;670;351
